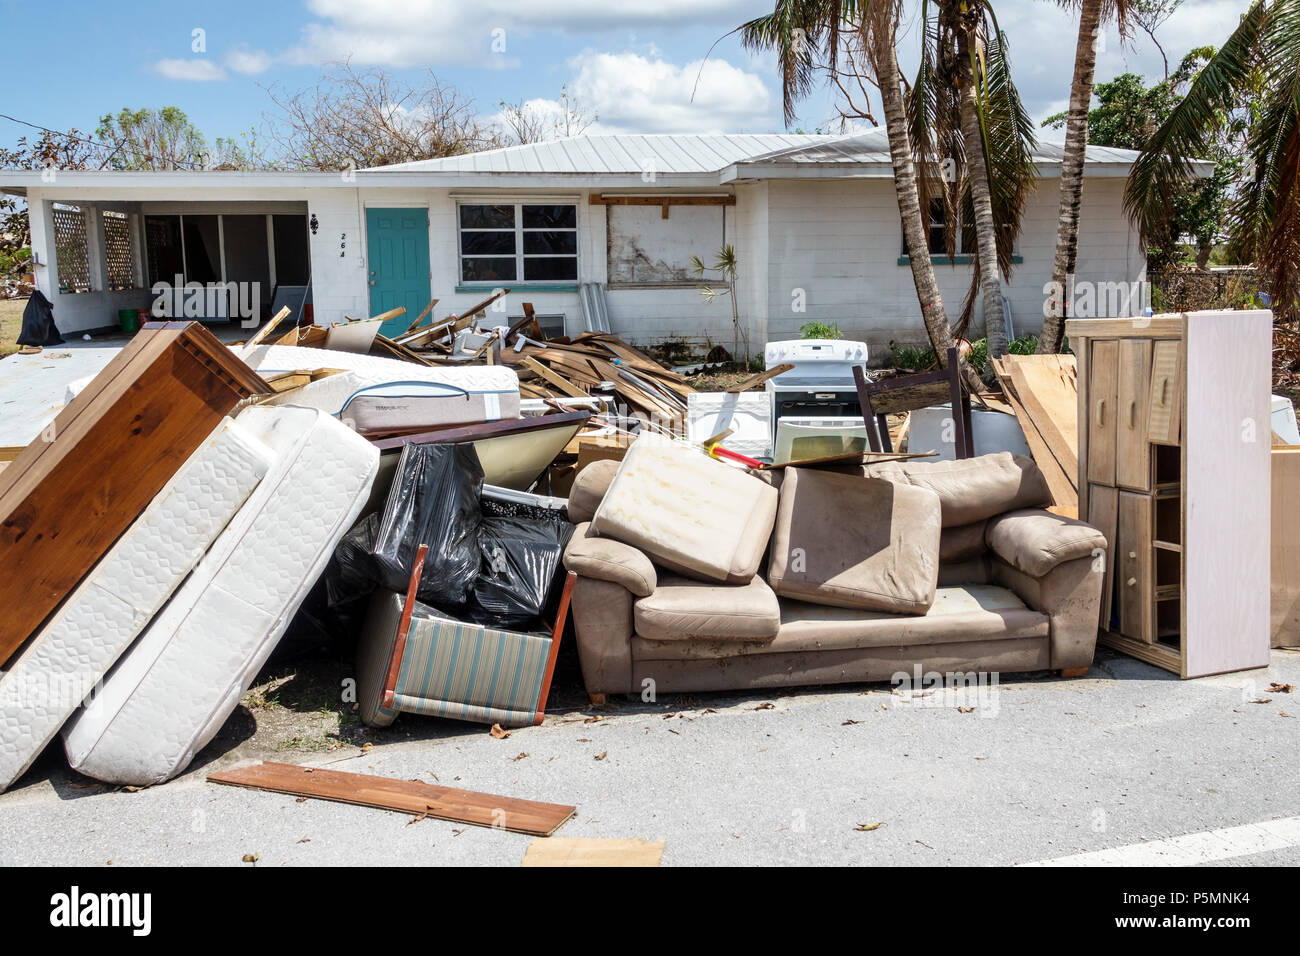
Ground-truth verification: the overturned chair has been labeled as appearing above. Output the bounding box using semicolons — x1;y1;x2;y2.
357;544;577;728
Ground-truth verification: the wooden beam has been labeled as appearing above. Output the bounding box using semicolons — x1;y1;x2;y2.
522;356;589;398
241;306;293;350
588;194;736;207
366;305;406;325
403;299;438;334
208;761;575;836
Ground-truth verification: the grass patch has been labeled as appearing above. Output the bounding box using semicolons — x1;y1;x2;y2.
0;299;25;358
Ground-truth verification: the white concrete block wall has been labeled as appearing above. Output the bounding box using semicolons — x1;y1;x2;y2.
306;187;367;326
759;177;1146;360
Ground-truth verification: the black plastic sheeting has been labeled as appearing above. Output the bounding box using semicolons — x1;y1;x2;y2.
328;443;572;633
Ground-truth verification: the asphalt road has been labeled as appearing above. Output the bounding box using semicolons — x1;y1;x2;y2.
2;648;1297;867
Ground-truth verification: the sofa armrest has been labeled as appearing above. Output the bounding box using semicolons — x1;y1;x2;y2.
563;522;657;597
985;508;1106;578
992;554;1103;670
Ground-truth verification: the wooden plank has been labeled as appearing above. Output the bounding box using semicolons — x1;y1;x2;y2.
522;837;664;867
1086;340;1119;487
1098;630;1182;672
366;305;406;324
1116;339;1153;491
994;373;1077;512
1271;447;1300;648
208;762;575;836
1183;310;1272;677
726;363;794;393
1090;484;1119;631
1066;316;1184;338
1117;491;1153;643
588;194;735;207
403;299;438;334
1147;338;1183;446
0;323;270;662
241;306;293;350
522;356;589;398
1005;358;1078;486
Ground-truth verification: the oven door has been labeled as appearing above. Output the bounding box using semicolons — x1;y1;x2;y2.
772;390;862;424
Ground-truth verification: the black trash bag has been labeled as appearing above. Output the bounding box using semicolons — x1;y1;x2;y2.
16;291;64;347
325;512;383;634
467;515;574;630
371;442;484;611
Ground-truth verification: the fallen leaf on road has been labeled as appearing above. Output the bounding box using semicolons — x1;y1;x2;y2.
584;715;604;724
842;719;862;725
241;853;259;864
594;751;607;761
957;706;975;714
490;723;511;739
360;741;374;753
854;822;883;832
753;702;775;710
513;752;529;761
1249;698;1273;705
1269;682;1293;693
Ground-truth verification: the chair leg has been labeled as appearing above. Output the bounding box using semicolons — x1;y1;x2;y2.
1060;667;1089;678
588;693;607;706
876;414;893;453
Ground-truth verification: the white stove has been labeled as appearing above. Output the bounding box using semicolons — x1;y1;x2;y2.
763;338;871;463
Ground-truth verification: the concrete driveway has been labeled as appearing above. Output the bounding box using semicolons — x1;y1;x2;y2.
2;647;1296;867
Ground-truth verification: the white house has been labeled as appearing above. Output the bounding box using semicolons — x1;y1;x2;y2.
0;131;1154;360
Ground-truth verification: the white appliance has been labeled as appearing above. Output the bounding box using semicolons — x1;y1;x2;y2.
774;416;869;464
687;392;774;460
907;405;1032;461
764;338;870;428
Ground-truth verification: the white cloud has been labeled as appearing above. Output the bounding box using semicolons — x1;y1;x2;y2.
226;48;274;76
154;59;227;82
282;0;757;68
566;50;773;133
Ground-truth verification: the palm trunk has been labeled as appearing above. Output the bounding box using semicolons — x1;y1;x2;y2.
1039;0;1102;353
957;29;1008;359
872;24;982;391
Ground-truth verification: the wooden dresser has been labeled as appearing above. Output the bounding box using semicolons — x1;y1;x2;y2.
1066;310;1272;677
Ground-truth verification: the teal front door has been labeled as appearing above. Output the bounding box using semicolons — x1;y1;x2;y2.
366;207;431;337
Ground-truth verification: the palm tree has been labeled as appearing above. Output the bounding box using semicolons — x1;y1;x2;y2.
1038;0;1133;354
912;1;1038;358
1126;0;1298;317
740;1;980;389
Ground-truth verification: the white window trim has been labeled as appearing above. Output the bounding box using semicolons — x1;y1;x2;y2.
456;200;578;286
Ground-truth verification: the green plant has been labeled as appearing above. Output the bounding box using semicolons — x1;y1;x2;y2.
889;343;939;371
691;244;746;360
799;321;844;340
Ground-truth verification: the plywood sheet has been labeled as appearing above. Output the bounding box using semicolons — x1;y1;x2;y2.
1272;447;1300;648
1184;310;1272;677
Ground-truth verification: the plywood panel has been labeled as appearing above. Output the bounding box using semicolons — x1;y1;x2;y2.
1117;339;1153;491
1087;340;1119;486
1271;447;1300;647
1184;310;1272;677
1117;491;1153;642
1147;338;1183;446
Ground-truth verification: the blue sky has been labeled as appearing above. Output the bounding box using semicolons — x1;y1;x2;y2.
0;0;1254;157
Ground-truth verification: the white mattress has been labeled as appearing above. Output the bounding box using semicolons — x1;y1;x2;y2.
61;405;379;786
0;418;272;792
244;346;520;429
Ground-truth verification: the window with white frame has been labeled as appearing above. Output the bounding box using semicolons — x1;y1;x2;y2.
52;204;92;293
102;211;138;290
458;203;577;284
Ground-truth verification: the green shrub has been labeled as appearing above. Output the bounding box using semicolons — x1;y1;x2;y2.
800;321;844;340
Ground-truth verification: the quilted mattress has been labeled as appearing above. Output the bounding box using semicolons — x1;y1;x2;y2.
0;418;272;792
61;404;379;786
245;345;520;429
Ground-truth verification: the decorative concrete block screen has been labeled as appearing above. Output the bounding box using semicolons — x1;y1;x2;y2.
103;211;137;291
52;204;91;294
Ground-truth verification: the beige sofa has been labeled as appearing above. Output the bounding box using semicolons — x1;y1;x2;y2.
562;447;1107;701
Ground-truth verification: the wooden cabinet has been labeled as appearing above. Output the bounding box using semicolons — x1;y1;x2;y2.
1067;311;1272;678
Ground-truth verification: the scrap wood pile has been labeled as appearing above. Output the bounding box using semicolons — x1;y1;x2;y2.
990;354;1079;517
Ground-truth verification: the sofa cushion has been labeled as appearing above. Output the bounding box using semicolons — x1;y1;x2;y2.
591;438;778;584
563;522;657;597
567;458;620;524
767;467;942;614
940;520;987;562
985;508;1107;577
634;573;781;642
867;452;1051;527
631;585;1047;660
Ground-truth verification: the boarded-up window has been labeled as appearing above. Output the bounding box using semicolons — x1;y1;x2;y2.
103;211;137;290
606;204;725;286
53;204;92;293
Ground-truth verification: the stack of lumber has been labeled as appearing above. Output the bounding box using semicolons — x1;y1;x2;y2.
990;354;1079;517
498;332;694;422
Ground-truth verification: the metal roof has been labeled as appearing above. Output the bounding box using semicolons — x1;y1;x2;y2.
366;134;837;173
